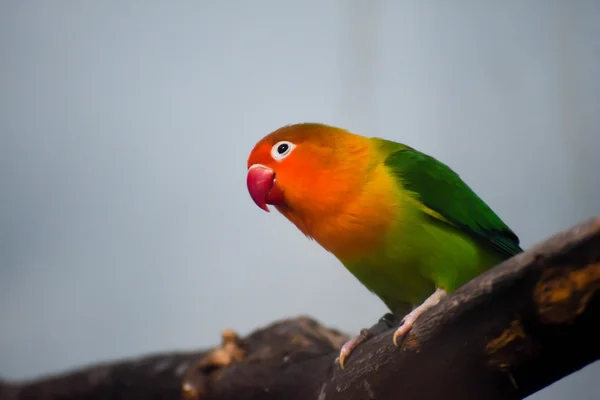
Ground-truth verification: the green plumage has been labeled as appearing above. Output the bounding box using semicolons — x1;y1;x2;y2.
342;137;522;315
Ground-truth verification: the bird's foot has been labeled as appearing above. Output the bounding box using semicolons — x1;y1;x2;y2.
393;288;447;346
336;313;398;370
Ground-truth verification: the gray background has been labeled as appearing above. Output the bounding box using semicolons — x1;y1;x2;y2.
1;1;599;398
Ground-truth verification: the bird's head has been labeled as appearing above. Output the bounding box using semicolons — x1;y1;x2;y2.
246;123;367;217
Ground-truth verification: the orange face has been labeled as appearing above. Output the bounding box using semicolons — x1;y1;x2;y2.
246;123;367;215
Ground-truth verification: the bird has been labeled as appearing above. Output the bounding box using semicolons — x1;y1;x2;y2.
245;122;522;369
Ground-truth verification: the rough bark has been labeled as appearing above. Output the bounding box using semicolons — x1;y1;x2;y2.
1;217;599;400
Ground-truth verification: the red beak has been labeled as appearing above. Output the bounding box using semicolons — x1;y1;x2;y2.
246;164;284;212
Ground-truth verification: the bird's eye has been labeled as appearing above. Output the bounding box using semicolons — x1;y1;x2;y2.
270;141;296;161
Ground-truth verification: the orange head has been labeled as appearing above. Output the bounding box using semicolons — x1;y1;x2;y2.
246;123;378;243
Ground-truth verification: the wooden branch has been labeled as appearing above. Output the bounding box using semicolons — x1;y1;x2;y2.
2;217;600;400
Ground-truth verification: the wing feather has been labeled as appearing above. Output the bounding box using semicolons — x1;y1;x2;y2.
380;141;522;257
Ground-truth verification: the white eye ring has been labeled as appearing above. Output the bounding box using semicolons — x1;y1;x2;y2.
270;141;296;161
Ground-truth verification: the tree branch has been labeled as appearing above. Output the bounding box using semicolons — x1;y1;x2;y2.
2;217;600;400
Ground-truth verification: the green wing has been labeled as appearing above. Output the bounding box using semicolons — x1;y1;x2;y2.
377;139;522;257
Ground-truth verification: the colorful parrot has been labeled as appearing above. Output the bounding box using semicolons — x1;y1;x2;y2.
246;123;522;369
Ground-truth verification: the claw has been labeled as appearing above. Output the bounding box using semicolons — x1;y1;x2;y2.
335;346;349;370
392;317;411;346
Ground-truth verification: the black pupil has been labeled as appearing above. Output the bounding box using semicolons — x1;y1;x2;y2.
277;143;289;154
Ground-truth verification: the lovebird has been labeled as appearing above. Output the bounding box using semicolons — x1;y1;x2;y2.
246;123;522;369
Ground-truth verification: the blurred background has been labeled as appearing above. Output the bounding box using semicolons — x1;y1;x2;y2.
1;1;599;398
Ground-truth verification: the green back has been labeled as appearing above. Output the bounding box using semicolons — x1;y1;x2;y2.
375;138;523;258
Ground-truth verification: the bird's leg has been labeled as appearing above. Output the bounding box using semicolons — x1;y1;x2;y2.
393;288;447;346
336;313;398;370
